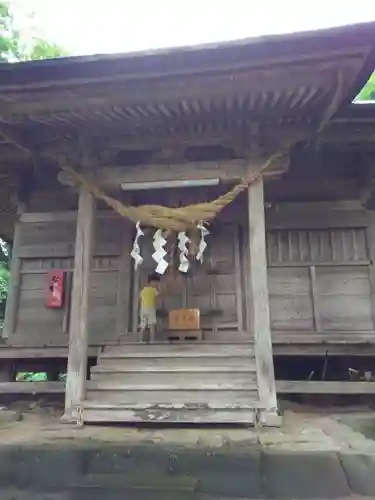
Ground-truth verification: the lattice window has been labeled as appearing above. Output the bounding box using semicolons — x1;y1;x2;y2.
267;228;368;265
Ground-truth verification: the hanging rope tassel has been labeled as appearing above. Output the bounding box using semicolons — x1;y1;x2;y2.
177;231;190;273
130;221;144;270
196;223;210;262
152;229;169;275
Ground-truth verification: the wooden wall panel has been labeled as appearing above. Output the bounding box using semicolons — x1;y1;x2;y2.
315;266;374;331
267;224;374;334
8;214;131;347
14;271;67;346
268;267;314;330
94;217;124;255
18;220;76;259
88;269;119;343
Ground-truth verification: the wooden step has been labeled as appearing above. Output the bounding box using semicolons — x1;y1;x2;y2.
101;342;254;358
86;388;258;405
89;371;257;389
91;364;255;373
91;365;256;374
98;356;254;370
80;402;257;424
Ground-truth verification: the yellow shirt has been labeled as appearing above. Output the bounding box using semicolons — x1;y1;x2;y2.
140;286;158;309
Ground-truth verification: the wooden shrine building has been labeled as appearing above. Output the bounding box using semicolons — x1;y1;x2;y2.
0;22;375;425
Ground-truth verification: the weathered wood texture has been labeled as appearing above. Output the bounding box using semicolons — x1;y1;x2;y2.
64;187;95;420
276;380;375;394
247;179;278;414
267;226;374;334
6;196;375;351
82;342;258;424
8;211;131;347
266;201;371;229
133;224;244;339
2;220;22;339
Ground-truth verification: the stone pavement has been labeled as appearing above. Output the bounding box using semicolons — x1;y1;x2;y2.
0;405;375;498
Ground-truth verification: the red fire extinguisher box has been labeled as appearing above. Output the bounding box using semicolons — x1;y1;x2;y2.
46;270;65;309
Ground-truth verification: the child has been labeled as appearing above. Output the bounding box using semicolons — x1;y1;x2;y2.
139;273;161;342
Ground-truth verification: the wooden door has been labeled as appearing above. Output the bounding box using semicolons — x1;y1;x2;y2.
132;224;243;340
200;224;244;340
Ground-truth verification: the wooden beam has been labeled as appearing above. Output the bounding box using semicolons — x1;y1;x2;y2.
276;380;375;394
0;346;99;359
4;379;375;396
63;186;95;422
0;381;65;394
2;220;22;339
0;122;37;158
365;214;375;330
247;177;278;419
272;331;375;344
266;201;372;229
58;158;289;190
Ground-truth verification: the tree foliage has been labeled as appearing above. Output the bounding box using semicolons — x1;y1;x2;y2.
356;72;375;102
0;241;10;325
0;1;67;322
0;0;67;62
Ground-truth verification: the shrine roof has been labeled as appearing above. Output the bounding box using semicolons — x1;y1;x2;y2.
0;22;374;241
0;20;373;154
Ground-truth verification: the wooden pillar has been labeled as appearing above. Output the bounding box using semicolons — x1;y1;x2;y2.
63;187;95;422
2;219;22;339
366;213;375;329
247;178;279;423
116;222;132;339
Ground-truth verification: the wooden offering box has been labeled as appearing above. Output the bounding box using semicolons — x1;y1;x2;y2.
168;308;201;331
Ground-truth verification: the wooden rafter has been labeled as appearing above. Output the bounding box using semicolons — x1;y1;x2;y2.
0;122;34;156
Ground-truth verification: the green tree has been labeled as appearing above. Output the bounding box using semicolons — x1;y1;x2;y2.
0;0;67;62
356;72;375;102
0;241;10;326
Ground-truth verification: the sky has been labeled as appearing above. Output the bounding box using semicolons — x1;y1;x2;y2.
11;0;375;56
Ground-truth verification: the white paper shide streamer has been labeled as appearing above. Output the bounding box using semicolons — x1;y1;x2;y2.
177;232;190;273
196;223;210;262
152;229;169;275
130;221;144;270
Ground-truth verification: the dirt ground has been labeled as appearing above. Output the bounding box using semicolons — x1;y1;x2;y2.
1;397;375;453
2;399;375;498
